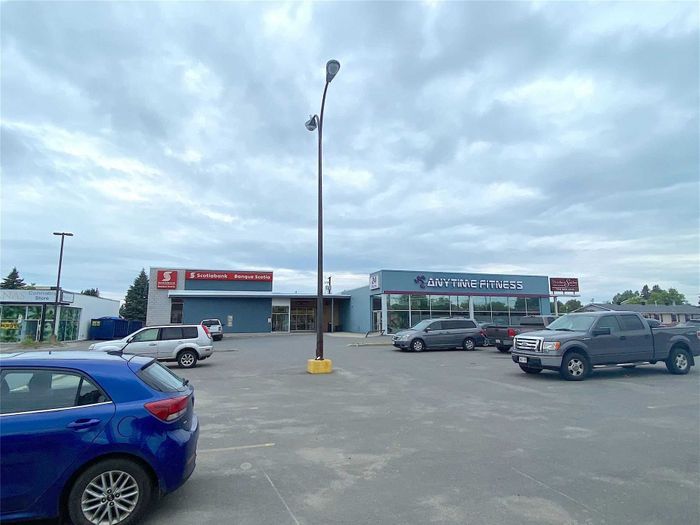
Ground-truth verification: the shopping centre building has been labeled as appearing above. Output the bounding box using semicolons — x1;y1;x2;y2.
0;288;120;343
147;267;566;335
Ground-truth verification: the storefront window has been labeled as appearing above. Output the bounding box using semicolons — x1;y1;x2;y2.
272;306;289;332
492;312;510;326
389;294;410;310
388;311;409;333
491;298;507;312
451;296;467;312
472;296;490;313
526;298;541;315
430;296;451;311
411;310;431;326
58;307;81;341
410;295;428;310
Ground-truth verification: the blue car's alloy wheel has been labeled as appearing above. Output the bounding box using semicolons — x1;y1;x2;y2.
68;459;151;525
81;470;139;524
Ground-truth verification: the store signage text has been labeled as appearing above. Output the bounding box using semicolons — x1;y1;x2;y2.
415;275;524;291
186;270;273;282
0;289;56;303
157;270;178;289
369;273;380;290
550;277;579;292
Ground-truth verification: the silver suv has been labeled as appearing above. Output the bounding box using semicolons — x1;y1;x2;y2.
89;325;213;368
392;318;486;352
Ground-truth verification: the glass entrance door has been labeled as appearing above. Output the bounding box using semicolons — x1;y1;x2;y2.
290;300;316;331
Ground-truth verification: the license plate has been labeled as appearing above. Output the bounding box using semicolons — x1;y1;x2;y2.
495;339;501;344
518;356;527;363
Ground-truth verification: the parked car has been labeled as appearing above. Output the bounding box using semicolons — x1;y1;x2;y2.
484;315;557;353
392;318;486;352
0;351;198;524
511;311;700;380
201;319;223;341
89;325;213;368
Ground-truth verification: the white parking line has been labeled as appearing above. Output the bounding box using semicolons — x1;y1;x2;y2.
261;466;301;525
199;443;275;453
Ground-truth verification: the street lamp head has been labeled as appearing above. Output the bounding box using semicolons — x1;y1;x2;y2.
305;114;319;131
325;60;340;83
53;232;74;236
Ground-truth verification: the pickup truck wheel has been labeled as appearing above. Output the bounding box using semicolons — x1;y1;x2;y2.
462;338;476;351
560;352;589;381
177;349;198;368
410;339;425;352
496;345;510;353
666;347;691;375
519;364;542;374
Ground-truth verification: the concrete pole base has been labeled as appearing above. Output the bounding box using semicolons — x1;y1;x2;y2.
307;358;333;374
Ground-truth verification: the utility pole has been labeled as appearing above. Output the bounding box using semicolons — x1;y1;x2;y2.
51;232;73;343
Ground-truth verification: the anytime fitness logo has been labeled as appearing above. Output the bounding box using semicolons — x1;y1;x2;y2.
415;274;524;291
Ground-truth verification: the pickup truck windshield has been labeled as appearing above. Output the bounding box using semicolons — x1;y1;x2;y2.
547;315;597;332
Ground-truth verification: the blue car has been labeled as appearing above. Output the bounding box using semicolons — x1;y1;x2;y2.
0;351;199;524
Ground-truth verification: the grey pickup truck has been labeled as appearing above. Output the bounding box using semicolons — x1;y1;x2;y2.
511;311;700;381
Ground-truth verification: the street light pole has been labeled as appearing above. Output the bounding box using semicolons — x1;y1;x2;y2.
51;232;73;342
306;60;340;366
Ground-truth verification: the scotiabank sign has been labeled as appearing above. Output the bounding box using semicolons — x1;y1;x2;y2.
550;277;579;292
157;270;178;289
186;270;273;282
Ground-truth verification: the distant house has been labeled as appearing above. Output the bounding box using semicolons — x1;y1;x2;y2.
578;303;700;324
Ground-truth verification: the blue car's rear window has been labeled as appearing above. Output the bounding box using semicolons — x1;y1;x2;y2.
137;361;187;393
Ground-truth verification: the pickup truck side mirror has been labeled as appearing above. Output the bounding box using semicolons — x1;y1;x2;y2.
424;328;431;333
592;327;611;336
126;336;134;343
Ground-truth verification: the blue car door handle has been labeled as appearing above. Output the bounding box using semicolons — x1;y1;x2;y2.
68;418;100;430
619;336;627;340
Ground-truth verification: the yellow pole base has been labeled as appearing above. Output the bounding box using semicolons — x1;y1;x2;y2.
307;358;333;374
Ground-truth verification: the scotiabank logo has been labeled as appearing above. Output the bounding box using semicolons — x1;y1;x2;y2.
157;270;178;289
186;270;273;282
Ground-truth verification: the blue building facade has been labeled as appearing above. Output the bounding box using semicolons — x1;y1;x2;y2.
148;267;559;335
342;269;553;334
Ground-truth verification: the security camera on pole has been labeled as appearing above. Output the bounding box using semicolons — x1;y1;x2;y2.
305;59;340;374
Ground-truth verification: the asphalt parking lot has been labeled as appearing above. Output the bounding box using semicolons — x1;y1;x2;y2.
19;334;700;525
130;334;699;525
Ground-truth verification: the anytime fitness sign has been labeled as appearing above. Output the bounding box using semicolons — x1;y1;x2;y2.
415;275;524;291
186;270;273;282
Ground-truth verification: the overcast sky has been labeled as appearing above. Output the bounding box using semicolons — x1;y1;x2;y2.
2;1;698;304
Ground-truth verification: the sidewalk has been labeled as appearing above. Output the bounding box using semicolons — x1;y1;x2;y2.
0;340;90;353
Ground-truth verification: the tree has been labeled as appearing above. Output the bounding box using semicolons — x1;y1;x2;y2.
1;267;27;289
81;288;100;297
556;299;583;313
612;290;638;305
119;269;149;321
611;285;687;306
641;284;650;300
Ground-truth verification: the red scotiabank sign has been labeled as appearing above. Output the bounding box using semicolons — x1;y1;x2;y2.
157;270;178;289
185;270;273;282
550;277;579;293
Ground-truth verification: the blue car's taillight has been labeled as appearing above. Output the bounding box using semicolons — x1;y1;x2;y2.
145;395;189;422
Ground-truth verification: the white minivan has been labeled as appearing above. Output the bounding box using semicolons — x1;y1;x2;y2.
89;325;213;368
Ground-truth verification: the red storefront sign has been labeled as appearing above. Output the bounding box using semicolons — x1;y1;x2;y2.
185;270;273;282
157;270;178;289
550;277;579;293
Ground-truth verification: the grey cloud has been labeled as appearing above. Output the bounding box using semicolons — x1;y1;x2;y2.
1;1;698;303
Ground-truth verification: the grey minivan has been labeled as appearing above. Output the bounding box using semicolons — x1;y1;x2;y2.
392;318;486;352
